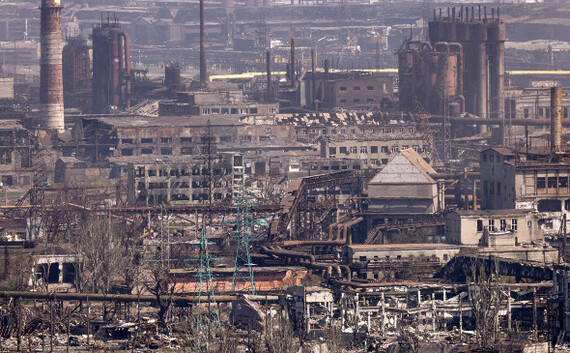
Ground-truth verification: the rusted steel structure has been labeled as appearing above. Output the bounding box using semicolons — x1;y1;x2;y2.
62;36;91;111
398;40;464;117
428;6;505;124
92;17;131;114
164;62;182;91
39;0;65;132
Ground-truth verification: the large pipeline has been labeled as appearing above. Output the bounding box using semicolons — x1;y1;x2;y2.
40;0;65;132
260;245;350;281
429;115;570;127
0;290;279;304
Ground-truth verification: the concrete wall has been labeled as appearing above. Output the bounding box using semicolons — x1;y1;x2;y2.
445;211;540;245
368;183;438;214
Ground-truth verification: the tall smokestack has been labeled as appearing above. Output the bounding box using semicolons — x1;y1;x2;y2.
40;0;64;132
289;38;295;87
311;48;317;110
266;50;272;100
551;87;563;157
199;0;207;87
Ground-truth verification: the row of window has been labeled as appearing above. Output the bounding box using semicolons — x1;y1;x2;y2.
296;127;414;136
143;193;232;204
338;84;388;92
339;98;375;104
481;153;502;163
137;167;233;177
536;176;569;189
357;254;449;262
121;136;233;145
523;107;569;119
483;181;503;196
329;145;427;156
476;218;519;232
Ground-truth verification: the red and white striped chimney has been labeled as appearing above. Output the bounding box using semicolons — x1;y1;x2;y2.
40;0;64;132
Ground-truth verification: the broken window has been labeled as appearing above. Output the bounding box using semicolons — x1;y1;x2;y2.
548;177;557;188
181;147;193;155
537;199;561;212
161;147;172;155
537;177;546;189
329;147;336;156
500;219;507;231
340;147;347;154
141;148;153;154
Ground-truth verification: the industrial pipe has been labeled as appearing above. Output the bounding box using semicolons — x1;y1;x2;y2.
0;290;279;304
342;217;363;245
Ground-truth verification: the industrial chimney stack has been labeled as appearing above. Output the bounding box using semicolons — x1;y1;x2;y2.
551;87;563;158
199;0;207;87
40;0;65;132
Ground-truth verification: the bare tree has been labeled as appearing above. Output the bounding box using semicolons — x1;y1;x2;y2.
264;309;300;353
72;216;130;294
469;257;504;348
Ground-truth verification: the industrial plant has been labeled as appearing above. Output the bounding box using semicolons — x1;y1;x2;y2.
0;0;568;351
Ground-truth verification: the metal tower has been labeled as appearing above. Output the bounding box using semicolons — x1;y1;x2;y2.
231;192;257;294
193;226;221;335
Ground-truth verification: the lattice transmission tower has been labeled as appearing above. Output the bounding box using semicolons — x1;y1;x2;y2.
193;226;221;335
231;191;257;294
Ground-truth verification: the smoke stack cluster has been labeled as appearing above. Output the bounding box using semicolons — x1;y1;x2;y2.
551;87;563;157
40;0;65;132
